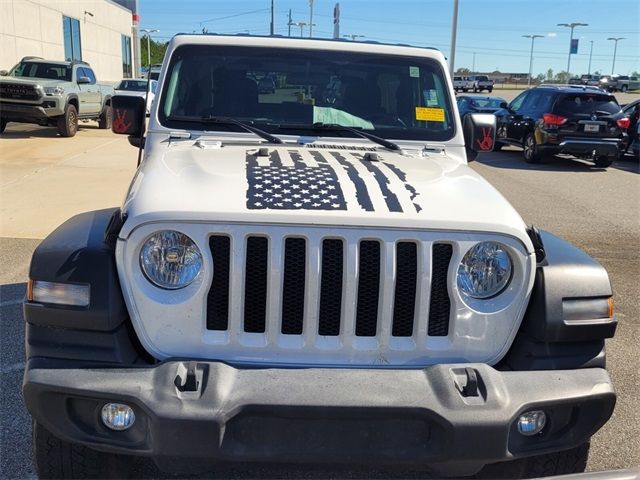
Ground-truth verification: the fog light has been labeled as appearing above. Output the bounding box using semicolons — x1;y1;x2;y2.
101;403;135;431
517;410;546;436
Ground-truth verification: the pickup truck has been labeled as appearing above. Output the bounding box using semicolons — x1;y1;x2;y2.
468;75;494;92
453;75;473;92
0;57;113;137
24;34;617;479
600;75;640;92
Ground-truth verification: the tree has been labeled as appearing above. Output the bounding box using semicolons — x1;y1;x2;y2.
554;71;570;84
535;73;546;84
455;67;471;75
546;68;554;81
140;35;169;68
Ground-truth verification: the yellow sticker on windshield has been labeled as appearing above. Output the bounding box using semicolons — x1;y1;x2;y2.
416;107;445;122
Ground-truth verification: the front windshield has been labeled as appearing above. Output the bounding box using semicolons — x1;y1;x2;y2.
10;61;72;81
159;45;455;141
470;97;502;108
116;80;148;91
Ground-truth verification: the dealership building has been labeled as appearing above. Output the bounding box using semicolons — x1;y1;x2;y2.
0;0;141;82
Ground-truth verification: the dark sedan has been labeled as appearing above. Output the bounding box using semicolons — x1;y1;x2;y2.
456;95;506;118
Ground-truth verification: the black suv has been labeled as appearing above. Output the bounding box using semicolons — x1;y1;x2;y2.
494;86;630;168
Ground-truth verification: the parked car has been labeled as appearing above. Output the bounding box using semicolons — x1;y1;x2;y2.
456;94;506;118
453;75;473;92
621;98;640;157
494;85;629;167
142;63;162;81
600;75;640;92
24;34;617;480
0;57;113;136
257;76;276;94
467;75;494;92
570;74;601;86
114;78;157;114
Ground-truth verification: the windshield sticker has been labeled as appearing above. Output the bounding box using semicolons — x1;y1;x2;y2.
245;150;422;213
409;66;420;78
415;107;445;122
424;89;439;106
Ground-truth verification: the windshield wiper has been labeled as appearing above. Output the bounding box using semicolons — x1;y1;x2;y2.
275;122;401;151
167;115;283;144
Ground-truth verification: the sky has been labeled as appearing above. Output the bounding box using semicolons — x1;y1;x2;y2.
139;0;640;76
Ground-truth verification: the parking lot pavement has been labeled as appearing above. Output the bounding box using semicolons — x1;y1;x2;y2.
1;124;638;478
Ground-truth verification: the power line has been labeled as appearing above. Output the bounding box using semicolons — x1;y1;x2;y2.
199;8;270;26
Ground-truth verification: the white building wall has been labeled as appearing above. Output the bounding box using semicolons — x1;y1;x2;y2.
0;0;133;82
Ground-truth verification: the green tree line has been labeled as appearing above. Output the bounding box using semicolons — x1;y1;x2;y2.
140;35;169;68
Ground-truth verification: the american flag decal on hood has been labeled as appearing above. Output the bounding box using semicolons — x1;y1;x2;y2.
246;149;422;213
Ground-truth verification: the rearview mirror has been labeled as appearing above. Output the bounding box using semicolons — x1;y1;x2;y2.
77;76;91;84
111;95;146;140
463;113;497;162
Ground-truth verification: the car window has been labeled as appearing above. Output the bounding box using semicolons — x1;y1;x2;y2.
521;90;554;113
159;44;456;142
11;61;72;81
555;93;621;116
509;91;528;112
83;68;97;84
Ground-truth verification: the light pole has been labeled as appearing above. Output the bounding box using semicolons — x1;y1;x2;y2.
472;52;476;73
308;0;314;38
449;0;459;76
588;40;594;74
607;37;625;74
343;34;364;41
523;34;543;87
557;22;588;77
140;28;159;70
289;21;309;37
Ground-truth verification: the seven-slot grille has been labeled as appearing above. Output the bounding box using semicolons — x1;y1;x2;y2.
206;234;453;339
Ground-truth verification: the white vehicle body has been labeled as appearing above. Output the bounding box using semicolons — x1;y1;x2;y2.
115;35;536;367
114;79;156;113
453;76;473;91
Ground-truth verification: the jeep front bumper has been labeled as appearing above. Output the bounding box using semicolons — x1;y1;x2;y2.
23;360;615;477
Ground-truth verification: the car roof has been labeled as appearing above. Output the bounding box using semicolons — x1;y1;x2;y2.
536;84;610;94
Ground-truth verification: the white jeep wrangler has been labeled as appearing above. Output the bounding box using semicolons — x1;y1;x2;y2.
24;35;617;479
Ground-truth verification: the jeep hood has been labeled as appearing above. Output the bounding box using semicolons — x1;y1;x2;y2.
121;144;531;249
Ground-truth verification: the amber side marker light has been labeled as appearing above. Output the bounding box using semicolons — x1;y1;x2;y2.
26;279;90;307
608;297;614;318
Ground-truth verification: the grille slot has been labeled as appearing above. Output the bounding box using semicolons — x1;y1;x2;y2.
318;239;344;336
244;237;268;333
0;83;40;101
281;238;306;335
392;242;417;337
355;241;381;337
428;244;453;336
206;235;230;331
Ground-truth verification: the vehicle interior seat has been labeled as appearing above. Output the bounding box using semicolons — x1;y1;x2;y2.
342;77;381;119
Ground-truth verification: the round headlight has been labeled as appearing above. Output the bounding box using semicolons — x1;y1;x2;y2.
140;230;203;289
457;242;512;299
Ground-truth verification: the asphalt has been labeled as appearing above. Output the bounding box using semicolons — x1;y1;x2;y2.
0;106;638;478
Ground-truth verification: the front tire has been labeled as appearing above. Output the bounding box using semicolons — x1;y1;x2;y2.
33;421;129;479
594;156;613;168
98;104;112;129
620;85;628;92
0;119;7;133
523;132;543;163
56;104;78;137
477;443;590;478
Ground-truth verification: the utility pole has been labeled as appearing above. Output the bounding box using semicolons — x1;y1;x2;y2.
288;9;292;36
270;0;274;36
523;34;543;87
472;52;476;73
289;21;308;37
588;40;594;74
557;22;588;77
607;37;625;74
308;0;314;38
140;28;159;69
449;0;459;76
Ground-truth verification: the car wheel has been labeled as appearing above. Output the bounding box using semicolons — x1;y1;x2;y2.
594;156;613;168
523;132;543;163
620;85;628;92
33;421;130;479
0;119;7;133
98;104;112;129
56;104;78;137
477;443;589;479
488;88;493;93
493;141;504;151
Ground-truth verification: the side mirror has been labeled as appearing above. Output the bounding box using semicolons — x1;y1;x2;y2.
463;113;497;162
111;95;146;141
77;76;91;84
499;102;508;109
0;70;8;76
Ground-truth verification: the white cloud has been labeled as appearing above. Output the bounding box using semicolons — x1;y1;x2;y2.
547;32;557;37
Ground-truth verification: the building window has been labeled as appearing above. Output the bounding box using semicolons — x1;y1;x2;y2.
62;16;82;61
121;35;132;78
